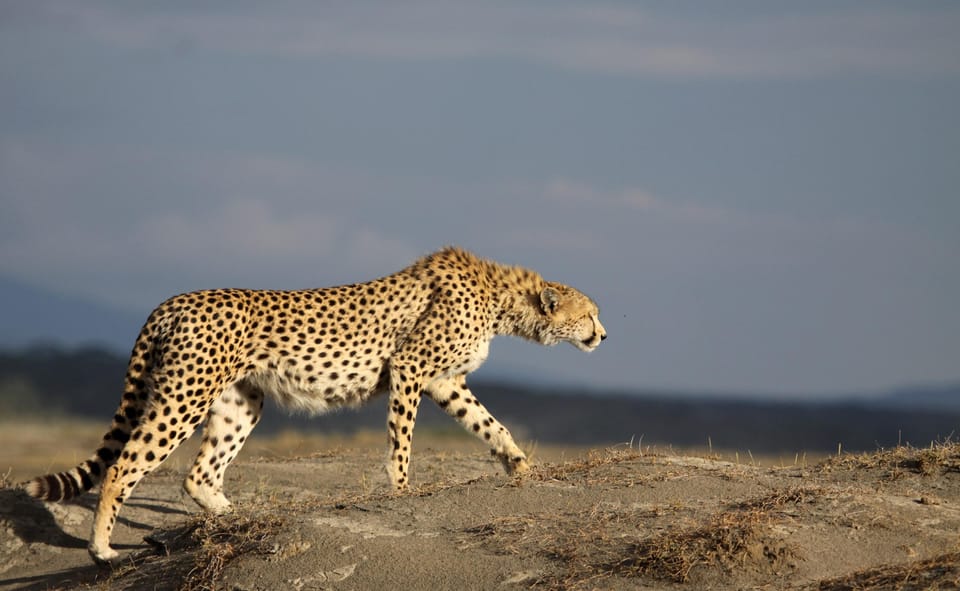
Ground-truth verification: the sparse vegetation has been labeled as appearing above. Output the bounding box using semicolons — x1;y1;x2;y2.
465;485;819;588
525;446;646;483
181;511;286;591
96;507;287;591
819;440;960;479
815;551;960;591
2;436;960;590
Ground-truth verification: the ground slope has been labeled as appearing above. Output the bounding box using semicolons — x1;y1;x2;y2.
1;443;959;590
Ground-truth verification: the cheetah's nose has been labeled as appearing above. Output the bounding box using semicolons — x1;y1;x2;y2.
600;333;607;341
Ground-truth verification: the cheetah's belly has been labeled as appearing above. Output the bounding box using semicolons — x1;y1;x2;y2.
242;366;386;415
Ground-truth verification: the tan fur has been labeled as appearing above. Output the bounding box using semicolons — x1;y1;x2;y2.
23;247;606;564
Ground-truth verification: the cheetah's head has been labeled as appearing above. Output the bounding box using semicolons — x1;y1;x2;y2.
538;283;606;352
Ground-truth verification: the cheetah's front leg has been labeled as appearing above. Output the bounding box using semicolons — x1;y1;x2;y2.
426;375;530;475
385;360;424;490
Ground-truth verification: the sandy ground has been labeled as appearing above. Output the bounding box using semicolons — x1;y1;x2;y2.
1;422;959;590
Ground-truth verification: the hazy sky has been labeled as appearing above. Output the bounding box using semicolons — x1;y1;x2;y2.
1;1;958;397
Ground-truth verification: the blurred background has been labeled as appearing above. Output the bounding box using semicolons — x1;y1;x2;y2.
1;1;958;456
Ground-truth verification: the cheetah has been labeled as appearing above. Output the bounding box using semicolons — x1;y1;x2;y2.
23;247;606;564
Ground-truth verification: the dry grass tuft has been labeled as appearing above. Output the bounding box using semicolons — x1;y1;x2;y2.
554;488;816;587
819;441;960;479
179;510;285;591
815;551;960;591
734;486;823;512
466;485;818;589
96;508;285;591
601;507;771;584
525;447;647;485
104;508;287;591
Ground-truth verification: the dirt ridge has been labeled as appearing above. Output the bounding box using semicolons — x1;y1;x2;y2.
1;443;959;590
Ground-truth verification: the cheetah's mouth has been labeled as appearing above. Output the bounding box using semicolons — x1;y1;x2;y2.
577;333;601;351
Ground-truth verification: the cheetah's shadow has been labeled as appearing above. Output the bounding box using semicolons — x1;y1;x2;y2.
0;487;195;590
0;487;87;549
0;486;191;549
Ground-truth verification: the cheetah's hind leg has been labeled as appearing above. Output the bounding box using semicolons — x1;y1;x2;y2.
89;392;213;564
183;381;264;513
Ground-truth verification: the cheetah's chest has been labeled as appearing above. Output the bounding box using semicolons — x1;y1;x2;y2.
445;338;491;378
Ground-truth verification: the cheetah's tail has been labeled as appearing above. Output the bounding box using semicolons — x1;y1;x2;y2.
21;379;146;502
21;399;143;501
22;310;164;503
22;453;112;502
22;399;143;502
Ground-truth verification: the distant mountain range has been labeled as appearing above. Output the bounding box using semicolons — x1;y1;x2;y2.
0;276;143;352
878;385;960;413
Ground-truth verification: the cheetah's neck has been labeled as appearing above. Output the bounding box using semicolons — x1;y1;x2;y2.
410;247;554;346
486;262;552;345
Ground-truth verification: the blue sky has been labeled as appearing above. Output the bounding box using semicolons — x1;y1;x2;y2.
1;1;958;397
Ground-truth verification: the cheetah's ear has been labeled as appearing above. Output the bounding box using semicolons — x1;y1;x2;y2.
540;287;561;315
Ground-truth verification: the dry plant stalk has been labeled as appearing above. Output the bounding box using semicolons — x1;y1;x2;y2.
180;510;285;591
816;551;960;591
